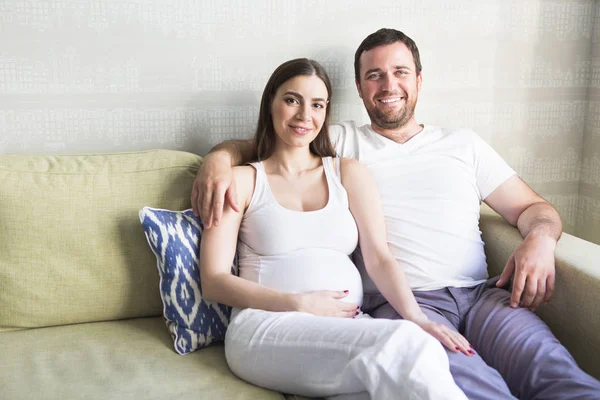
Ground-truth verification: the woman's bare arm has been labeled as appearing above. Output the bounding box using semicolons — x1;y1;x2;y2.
340;158;472;354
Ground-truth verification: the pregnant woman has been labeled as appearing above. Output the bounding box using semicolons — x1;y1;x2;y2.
200;58;469;400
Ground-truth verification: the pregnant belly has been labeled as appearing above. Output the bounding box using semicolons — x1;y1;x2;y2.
239;248;364;306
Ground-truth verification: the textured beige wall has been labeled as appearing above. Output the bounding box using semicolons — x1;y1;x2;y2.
579;1;600;244
0;0;597;241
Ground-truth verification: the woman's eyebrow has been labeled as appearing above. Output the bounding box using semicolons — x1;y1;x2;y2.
284;91;303;98
284;91;327;103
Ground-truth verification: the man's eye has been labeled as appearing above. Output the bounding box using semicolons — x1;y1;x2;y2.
367;74;378;80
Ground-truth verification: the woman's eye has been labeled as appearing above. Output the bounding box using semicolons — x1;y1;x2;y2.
285;98;298;105
313;103;324;109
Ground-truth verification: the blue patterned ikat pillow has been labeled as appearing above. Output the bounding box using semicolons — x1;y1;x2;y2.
139;207;237;355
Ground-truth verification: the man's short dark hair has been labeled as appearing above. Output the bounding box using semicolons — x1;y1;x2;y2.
354;28;422;82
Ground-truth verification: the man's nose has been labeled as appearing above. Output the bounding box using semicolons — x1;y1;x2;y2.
381;72;396;92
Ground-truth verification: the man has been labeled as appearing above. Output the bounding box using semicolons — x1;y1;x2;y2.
192;28;600;399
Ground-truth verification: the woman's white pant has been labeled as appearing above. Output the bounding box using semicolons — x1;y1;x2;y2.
224;309;467;400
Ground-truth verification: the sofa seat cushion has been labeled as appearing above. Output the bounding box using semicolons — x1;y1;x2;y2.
0;317;284;400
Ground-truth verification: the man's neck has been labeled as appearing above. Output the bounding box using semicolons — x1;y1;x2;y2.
371;121;424;144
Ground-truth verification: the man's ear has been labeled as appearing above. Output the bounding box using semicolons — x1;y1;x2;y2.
355;80;363;99
417;72;423;92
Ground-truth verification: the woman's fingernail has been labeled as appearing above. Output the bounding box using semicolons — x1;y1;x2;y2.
469;344;473;349
356;305;359;309
355;311;359;315
343;290;349;294
455;347;460;351
468;350;475;355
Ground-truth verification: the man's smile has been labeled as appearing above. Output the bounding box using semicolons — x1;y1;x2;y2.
377;96;405;104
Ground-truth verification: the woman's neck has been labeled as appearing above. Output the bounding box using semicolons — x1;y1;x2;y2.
263;147;321;177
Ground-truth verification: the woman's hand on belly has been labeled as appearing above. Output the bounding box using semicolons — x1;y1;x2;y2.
292;290;358;318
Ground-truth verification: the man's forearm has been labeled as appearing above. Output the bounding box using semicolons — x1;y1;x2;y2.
207;139;256;166
517;201;562;241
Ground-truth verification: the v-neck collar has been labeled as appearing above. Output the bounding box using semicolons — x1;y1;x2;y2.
364;124;432;153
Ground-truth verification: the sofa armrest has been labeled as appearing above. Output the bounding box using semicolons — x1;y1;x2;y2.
480;207;600;379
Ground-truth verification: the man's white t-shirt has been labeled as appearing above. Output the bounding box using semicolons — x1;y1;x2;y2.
329;121;516;292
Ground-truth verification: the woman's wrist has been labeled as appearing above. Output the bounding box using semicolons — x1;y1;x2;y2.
405;312;430;326
281;292;302;312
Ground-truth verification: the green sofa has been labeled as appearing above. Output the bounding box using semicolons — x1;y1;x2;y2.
0;150;598;400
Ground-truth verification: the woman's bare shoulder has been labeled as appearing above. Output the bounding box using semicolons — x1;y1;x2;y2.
233;164;256;178
233;165;257;209
339;157;368;175
338;157;374;189
339;157;362;167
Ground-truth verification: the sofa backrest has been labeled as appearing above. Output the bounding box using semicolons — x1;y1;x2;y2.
0;150;202;331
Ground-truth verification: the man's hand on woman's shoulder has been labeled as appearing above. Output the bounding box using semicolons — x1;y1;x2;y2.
192;151;240;228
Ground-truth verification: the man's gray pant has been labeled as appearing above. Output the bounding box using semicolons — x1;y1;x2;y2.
362;277;600;399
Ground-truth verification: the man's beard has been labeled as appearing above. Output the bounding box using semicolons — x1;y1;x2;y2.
365;97;416;130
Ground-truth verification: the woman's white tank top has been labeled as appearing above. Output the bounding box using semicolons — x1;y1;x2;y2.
237;157;363;306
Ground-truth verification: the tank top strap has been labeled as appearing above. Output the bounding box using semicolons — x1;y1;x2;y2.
248;161;263;171
322;157;348;205
333;156;342;178
244;161;271;214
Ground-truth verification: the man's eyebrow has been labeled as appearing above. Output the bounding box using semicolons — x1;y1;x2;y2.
364;68;383;77
284;91;327;102
364;65;412;76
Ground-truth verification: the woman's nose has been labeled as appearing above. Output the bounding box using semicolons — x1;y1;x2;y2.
296;105;311;121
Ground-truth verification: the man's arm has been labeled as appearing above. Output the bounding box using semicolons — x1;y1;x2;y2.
484;175;562;310
191;139;256;228
208;139;257;167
